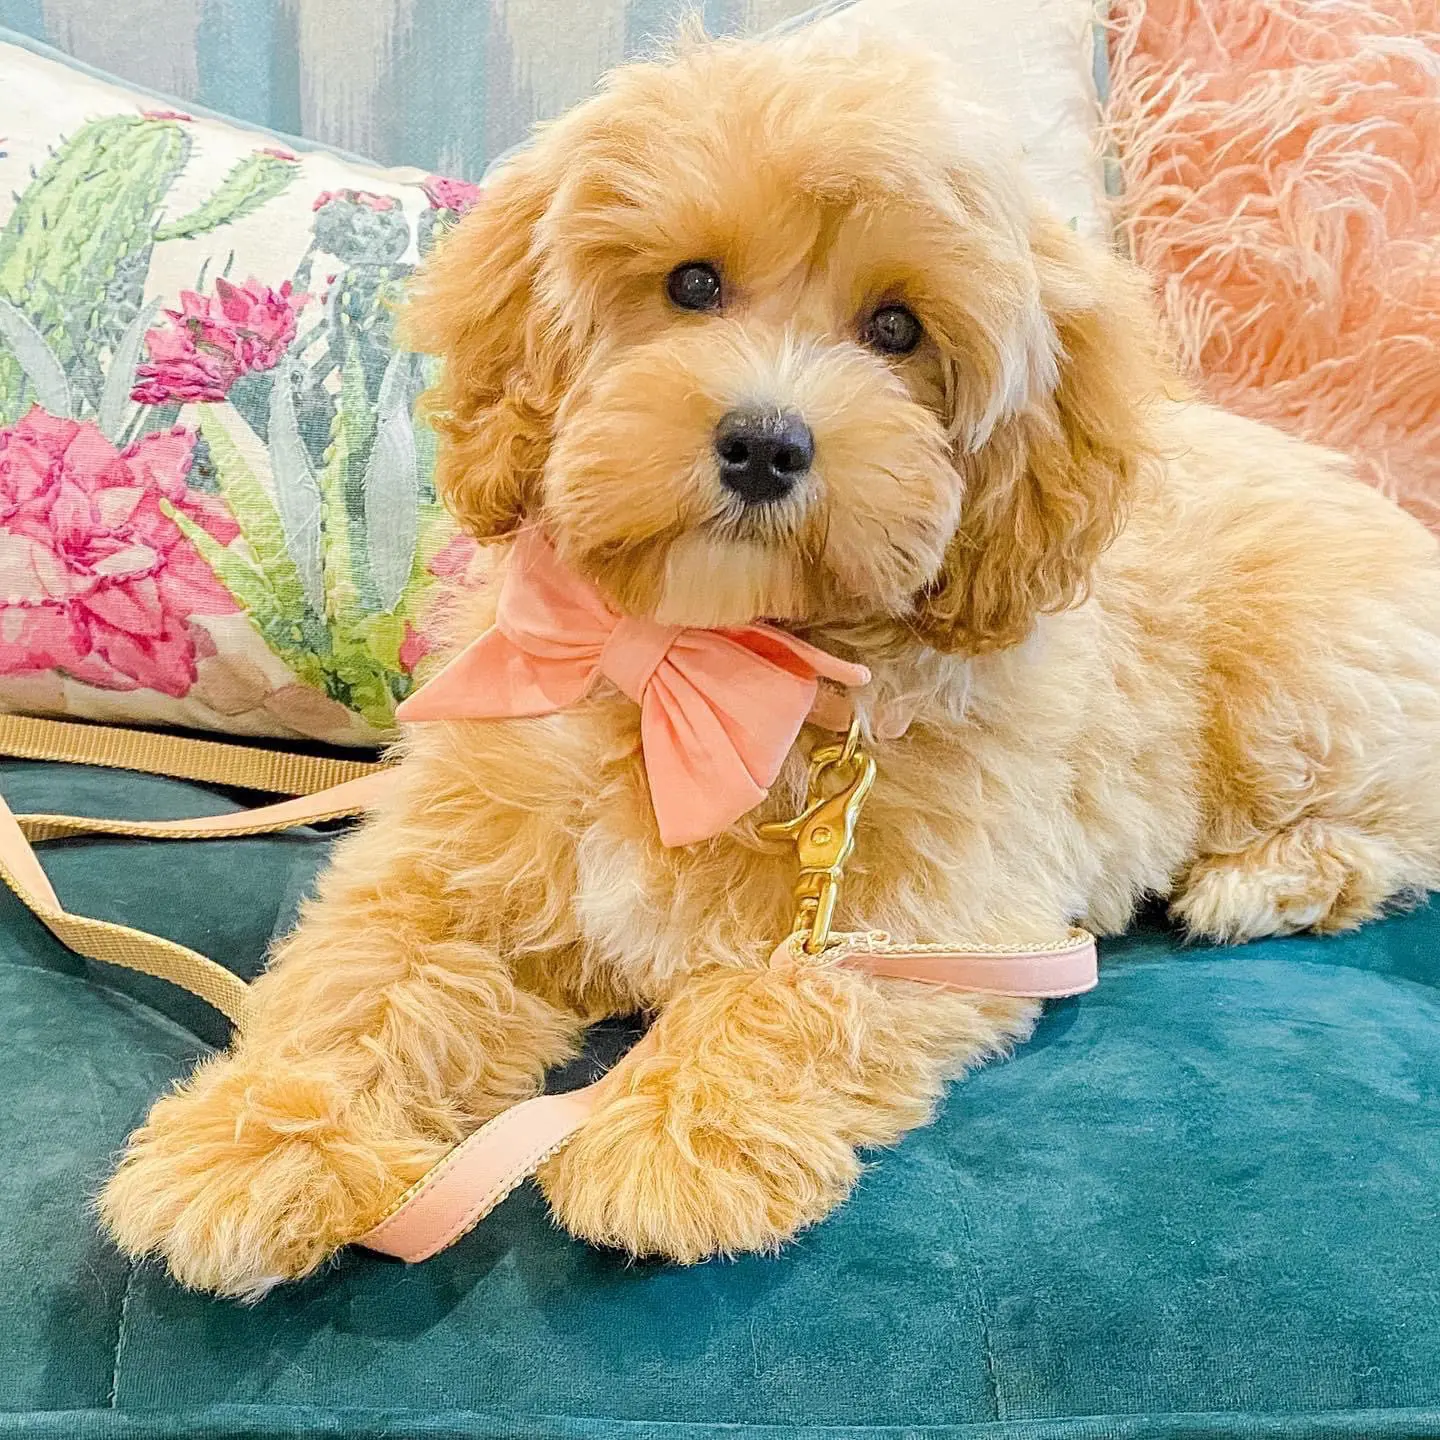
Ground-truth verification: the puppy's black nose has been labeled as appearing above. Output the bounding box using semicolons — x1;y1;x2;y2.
714;408;814;503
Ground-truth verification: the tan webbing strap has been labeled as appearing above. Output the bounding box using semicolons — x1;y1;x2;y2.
0;719;396;1025
0;788;255;1024
0;713;391;794
15;771;393;843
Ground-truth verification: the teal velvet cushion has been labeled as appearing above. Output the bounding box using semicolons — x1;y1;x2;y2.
1;758;1439;1438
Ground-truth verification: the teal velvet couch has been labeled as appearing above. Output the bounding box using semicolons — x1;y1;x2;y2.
2;758;1438;1438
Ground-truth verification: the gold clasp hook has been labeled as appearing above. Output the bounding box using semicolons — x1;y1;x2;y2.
759;718;875;955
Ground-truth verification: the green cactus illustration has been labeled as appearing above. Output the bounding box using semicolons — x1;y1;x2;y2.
197;407;316;623
320;340;380;623
0;115;189;422
103;246;154;348
243;255;450;727
309;338;431;725
154;151;300;243
170;390;450;732
312;193;409;265
284;263;407;470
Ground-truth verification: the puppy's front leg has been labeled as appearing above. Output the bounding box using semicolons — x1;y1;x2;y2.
98;764;584;1297
539;959;1035;1261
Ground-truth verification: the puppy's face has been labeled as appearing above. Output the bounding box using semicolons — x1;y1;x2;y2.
541;187;965;628
408;36;1156;648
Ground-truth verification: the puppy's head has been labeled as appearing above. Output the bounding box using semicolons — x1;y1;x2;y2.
404;32;1159;650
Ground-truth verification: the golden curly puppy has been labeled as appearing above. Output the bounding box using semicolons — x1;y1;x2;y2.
100;31;1440;1297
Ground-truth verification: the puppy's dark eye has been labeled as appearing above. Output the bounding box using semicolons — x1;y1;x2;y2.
865;304;923;355
667;262;722;312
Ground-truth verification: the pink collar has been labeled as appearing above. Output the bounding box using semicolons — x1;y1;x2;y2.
397;530;870;846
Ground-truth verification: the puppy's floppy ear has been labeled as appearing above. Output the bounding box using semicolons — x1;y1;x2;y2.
400;146;565;539
915;216;1160;654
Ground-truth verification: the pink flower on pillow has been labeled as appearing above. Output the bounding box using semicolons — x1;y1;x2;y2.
312;188;397;212
398;621;430;674
132;278;309;405
0;409;240;696
397;535;482;675
422;175;482;214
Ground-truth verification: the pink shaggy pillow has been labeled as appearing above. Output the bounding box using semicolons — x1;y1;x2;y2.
1107;0;1440;528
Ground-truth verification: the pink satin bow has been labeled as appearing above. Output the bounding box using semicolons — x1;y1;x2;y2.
395;530;871;846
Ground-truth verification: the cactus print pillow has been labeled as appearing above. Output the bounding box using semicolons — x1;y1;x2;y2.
0;40;483;746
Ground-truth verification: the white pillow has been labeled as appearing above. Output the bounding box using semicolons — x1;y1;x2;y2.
804;0;1109;239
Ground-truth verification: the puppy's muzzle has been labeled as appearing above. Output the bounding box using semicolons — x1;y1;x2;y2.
714;407;814;504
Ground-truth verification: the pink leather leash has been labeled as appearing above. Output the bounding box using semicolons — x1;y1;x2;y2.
356;928;1097;1261
359;1087;611;1262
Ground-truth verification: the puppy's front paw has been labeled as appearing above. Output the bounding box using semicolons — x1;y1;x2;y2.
98;1058;437;1298
537;1067;861;1263
1172;821;1399;943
